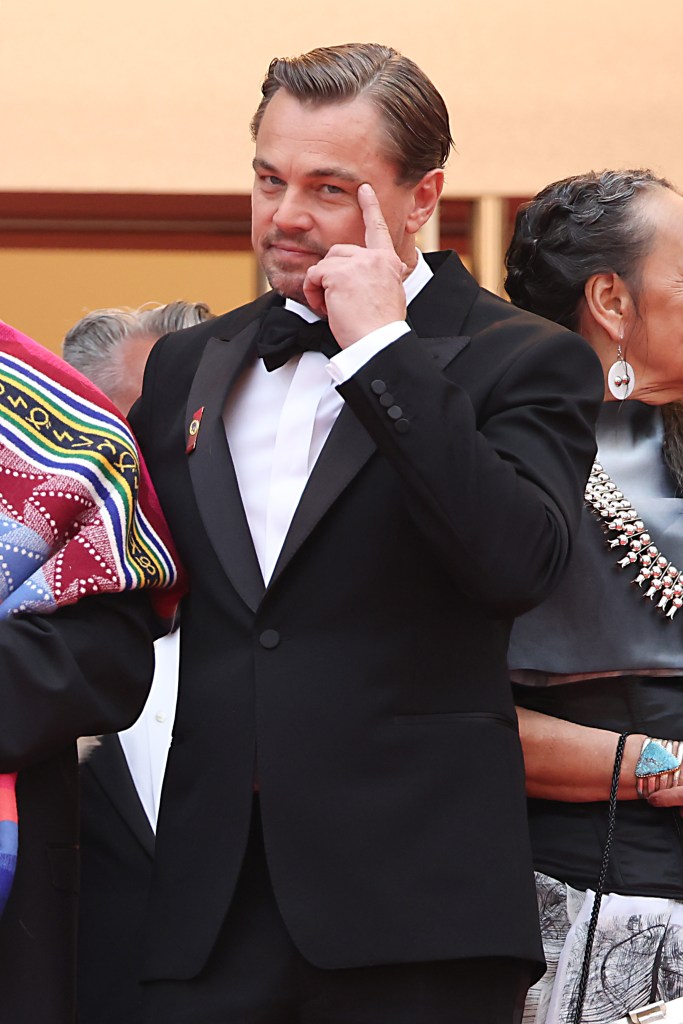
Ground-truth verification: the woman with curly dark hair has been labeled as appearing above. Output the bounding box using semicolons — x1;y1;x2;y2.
506;169;683;1024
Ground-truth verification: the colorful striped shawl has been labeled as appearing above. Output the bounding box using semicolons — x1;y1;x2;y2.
0;322;185;916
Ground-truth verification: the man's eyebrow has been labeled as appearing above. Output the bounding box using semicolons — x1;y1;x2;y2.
253;158;277;173
308;166;361;185
252;158;360;185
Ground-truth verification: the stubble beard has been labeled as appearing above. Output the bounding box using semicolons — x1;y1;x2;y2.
261;261;308;305
258;234;327;307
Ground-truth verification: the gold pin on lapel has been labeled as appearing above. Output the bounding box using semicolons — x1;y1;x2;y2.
186;406;205;454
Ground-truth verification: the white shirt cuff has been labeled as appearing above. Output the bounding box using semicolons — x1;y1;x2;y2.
326;321;410;385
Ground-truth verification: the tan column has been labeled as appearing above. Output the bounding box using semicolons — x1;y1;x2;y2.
472;195;505;296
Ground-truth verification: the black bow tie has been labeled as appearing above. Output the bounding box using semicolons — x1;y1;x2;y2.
256;307;340;372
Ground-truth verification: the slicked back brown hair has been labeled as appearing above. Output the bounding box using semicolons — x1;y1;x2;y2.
250;43;453;185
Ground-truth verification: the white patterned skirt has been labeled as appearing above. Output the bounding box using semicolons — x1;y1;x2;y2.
524;872;683;1024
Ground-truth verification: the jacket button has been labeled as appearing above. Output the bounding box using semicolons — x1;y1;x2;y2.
259;629;280;649
379;392;395;407
371;379;387;395
394;418;410;434
387;404;403;420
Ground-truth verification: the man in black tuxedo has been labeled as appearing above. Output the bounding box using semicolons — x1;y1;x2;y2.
130;43;603;1023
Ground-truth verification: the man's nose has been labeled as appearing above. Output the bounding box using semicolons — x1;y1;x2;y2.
272;189;314;233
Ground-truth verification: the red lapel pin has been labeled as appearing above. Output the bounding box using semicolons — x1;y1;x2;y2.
186;406;205;454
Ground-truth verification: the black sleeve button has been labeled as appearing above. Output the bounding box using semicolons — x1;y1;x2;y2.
259;629;280;649
379;392;395;407
370;379;387;395
394;418;410;434
387;405;403;420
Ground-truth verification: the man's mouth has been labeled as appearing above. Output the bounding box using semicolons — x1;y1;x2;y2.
264;237;325;259
272;244;315;255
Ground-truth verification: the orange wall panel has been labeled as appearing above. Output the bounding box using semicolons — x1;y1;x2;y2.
0;248;256;352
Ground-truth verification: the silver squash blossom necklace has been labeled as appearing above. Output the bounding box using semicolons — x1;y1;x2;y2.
585;461;683;620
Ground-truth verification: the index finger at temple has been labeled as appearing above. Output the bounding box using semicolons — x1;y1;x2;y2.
359;183;395;250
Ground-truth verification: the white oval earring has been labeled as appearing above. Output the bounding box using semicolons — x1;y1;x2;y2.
607;339;635;400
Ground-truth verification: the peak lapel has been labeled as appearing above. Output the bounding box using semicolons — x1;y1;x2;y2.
407;250;476;368
269;403;376;587
185;321;265;613
414;250;479;335
86;734;155;858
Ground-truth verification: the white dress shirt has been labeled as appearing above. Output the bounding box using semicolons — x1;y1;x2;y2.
118;629;180;832
223;250;433;584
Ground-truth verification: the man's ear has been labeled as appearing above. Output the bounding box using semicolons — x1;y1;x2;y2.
583;272;637;343
405;169;444;235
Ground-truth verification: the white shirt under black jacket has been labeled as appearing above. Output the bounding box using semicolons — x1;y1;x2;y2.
223;250;433;584
118;629;180;831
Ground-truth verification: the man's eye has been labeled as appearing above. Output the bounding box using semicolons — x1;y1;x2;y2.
257;174;284;188
322;184;344;195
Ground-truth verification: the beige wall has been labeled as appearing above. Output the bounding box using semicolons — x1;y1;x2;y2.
0;249;255;352
4;0;683;198
3;1;682;345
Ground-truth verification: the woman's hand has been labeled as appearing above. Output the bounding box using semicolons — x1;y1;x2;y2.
646;784;683;812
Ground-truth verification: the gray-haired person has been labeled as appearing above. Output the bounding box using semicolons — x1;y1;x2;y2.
65;300;212;1024
63;301;213;415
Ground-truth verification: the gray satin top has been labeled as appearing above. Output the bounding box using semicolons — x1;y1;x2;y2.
509;401;683;682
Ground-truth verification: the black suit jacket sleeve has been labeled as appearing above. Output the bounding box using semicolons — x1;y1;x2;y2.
0;591;155;772
338;321;602;616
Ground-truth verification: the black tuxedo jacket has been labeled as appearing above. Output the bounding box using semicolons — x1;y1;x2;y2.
78;734;154;1024
130;251;603;982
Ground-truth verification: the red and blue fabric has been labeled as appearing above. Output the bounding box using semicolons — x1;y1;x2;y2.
0;322;185;917
0;773;17;915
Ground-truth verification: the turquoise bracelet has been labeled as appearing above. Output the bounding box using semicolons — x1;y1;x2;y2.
635;737;682;799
